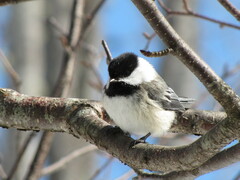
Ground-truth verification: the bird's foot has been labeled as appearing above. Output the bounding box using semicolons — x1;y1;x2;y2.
129;132;151;148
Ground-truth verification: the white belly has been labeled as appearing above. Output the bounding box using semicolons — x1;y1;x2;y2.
102;94;175;137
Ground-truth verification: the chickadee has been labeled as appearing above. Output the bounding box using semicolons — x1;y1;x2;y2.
102;53;193;143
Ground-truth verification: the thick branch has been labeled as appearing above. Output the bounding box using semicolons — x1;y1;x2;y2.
0;88;102;132
0;88;224;134
171;110;226;135
138;143;240;179
1;89;236;173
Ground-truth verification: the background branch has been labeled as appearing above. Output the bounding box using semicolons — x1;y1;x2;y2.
0;49;21;91
52;0;85;98
25;1;86;179
41;145;97;176
6;132;36;180
218;0;240;21
25;131;54;180
158;0;240;30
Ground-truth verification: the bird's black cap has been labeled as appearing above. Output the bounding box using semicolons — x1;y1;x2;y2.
108;53;138;79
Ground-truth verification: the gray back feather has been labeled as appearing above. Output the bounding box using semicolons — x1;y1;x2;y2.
142;77;194;111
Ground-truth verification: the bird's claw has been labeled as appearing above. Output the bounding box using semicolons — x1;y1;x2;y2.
129;132;151;148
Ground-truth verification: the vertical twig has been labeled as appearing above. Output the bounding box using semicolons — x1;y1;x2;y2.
78;0;106;45
142;32;156;50
52;0;85;97
7;132;36;180
0;49;21;91
26;0;85;180
101;40;112;64
25;132;54;180
182;0;191;12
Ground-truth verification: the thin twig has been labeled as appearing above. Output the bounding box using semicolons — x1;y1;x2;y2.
0;49;21;91
48;17;69;48
41;145;97;176
25;131;54;180
182;0;191;12
81;61;103;91
142;32;156;50
78;0;106;45
48;17;67;36
158;0;240;30
101;40;112;64
89;157;114;180
218;0;240;21
7;132;36;180
52;0;85;97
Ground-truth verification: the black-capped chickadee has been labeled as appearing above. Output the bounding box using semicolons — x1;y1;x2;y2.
102;53;193;143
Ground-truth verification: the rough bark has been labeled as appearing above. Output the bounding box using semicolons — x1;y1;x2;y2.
1;88;237;173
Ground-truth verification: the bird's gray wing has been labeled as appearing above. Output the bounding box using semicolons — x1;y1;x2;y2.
141;78;190;111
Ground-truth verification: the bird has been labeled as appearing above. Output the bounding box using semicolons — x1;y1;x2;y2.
102;52;193;145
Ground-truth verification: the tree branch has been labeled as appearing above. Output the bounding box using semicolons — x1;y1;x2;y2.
0;49;21;91
26;1;86;179
25;131;54;180
158;0;240;30
0;88;237;173
0;88;224;134
41;145;97;176
52;0;85;97
171;110;226;135
102;40;112;64
218;0;240;21
7;132;36;180
135;143;240;179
